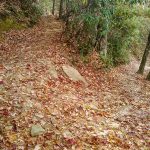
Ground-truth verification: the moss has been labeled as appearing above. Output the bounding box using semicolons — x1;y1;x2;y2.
0;17;26;42
0;18;26;32
80;55;89;64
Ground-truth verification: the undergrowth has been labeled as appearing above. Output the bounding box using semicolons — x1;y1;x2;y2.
64;1;150;67
0;18;26;31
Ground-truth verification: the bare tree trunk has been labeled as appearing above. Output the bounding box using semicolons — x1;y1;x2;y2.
101;34;107;57
95;32;108;57
146;71;150;80
52;0;55;15
137;32;150;74
59;0;63;18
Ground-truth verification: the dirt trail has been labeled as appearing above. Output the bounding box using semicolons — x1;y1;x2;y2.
0;16;150;150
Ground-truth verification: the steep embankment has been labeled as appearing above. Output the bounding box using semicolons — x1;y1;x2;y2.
0;16;149;150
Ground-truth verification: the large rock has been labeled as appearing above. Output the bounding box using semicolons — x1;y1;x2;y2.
62;65;88;86
31;124;45;137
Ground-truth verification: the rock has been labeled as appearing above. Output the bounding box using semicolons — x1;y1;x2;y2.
31;124;45;137
108;122;120;129
89;102;99;110
35;113;44;119
23;99;33;111
63;130;73;138
98;130;109;136
48;63;58;79
34;144;41;150
62;65;88;86
5;125;13;131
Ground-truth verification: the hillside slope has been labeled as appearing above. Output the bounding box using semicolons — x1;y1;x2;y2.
0;16;150;150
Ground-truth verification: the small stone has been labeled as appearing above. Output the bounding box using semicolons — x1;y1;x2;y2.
31;124;45;137
24;100;33;110
98;130;109;136
5;125;13;130
63;130;73;138
35;113;44;119
34;144;41;150
89;104;98;110
109;122;120;129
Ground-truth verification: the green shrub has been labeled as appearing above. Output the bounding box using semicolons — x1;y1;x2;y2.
108;3;140;65
0;0;43;28
124;5;150;59
20;0;42;26
0;17;26;32
65;1;150;66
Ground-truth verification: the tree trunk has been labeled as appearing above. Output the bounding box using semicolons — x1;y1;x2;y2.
94;26;108;57
59;0;63;18
63;0;69;23
52;0;55;15
146;71;150;80
100;34;107;57
137;32;150;74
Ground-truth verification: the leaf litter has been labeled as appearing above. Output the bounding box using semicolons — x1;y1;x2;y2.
0;16;150;150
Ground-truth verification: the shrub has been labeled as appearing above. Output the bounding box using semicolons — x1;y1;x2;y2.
65;1;150;66
20;0;42;26
0;17;26;32
0;0;42;27
108;3;141;65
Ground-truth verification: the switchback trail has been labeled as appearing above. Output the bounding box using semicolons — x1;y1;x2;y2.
0;16;150;150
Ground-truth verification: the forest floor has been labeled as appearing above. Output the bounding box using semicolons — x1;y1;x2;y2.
0;16;150;150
